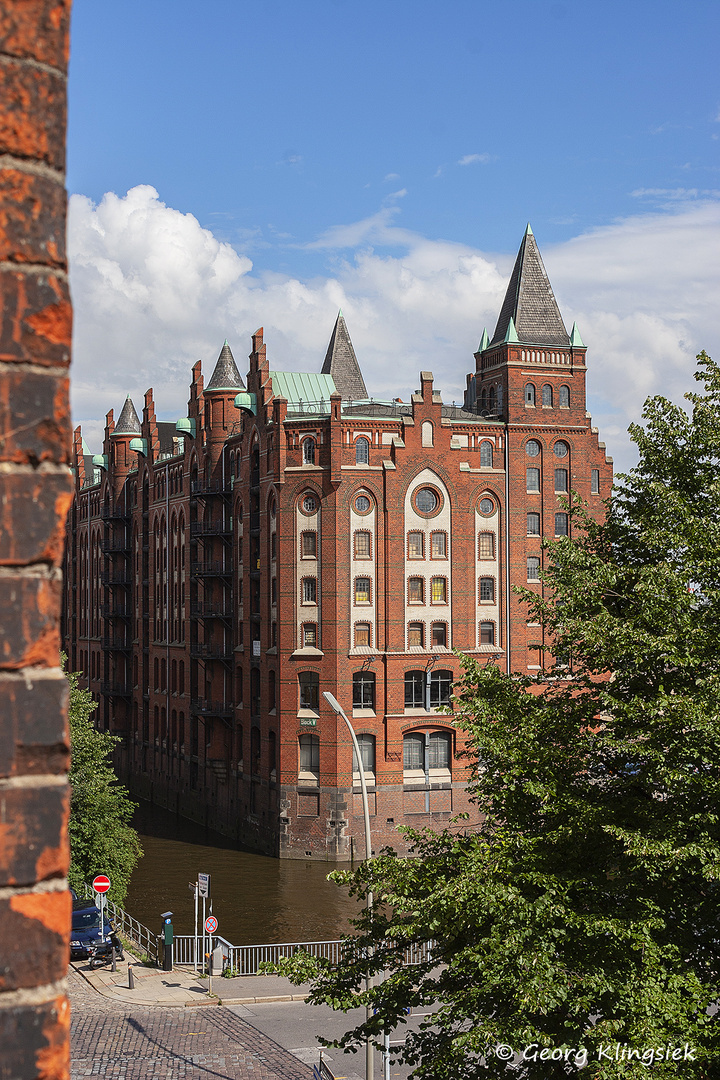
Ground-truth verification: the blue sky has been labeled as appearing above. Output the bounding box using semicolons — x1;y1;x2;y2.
66;1;720;468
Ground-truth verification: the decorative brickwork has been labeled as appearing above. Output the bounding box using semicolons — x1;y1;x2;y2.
63;240;612;862
0;1;73;1076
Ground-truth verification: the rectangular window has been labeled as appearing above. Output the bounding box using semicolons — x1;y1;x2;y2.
591;469;600;494
352;674;375;710
299;672;319;710
527;556;541;582
555;513;569;536
478;532;495;559
354;622;371;647
271;533;277;559
355;577;371;604
431;577;447;604
431;531;447;559
354;531;371;558
554;468;568;493
480;621;495;645
302;623;317;647
408;577;424;604
408;622;424;648
527;513;540;536
271;577;277;604
302;531;317;557
403;733;424;769
527;467;540;492
302;577;317;603
479;577;494;602
431;623;447;647
404;671;425;708
428;732;450;769
407;531;424;559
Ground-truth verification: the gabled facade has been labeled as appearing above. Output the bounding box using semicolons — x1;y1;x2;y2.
62;229;613;859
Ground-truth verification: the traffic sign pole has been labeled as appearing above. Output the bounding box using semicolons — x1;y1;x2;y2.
204;916;218;996
92;876;111;946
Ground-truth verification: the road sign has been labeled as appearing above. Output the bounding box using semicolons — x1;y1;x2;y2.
92;875;111;894
198;873;210;898
205;915;218;934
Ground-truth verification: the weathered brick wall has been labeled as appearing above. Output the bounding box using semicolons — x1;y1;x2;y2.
0;2;73;1077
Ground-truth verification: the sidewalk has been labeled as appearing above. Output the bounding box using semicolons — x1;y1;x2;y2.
71;956;311;1007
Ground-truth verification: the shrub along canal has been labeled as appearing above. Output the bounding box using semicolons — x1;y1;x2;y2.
124;801;359;945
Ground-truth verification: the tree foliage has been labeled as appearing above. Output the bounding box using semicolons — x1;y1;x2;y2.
274;354;720;1078
66;662;142;907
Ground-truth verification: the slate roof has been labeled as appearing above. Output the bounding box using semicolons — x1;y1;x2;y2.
205;341;245;392
113;396;142;435
490;226;571;347
321;312;368;400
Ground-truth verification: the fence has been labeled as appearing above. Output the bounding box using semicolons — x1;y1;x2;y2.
80;885;160;964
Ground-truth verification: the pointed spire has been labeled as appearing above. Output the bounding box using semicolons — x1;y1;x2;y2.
524;222;533;236
491;228;570;347
570;321;585;347
321;311;368;400
112;396;142;436
477;327;489;352
504;316;519;344
205;341;245;392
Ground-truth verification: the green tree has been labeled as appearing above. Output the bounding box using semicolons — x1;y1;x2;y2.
275;353;720;1078
66;662;142;907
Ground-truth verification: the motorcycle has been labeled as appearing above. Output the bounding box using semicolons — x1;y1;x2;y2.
88;934;125;969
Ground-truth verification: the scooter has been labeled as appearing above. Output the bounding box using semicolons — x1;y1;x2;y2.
88;935;125;969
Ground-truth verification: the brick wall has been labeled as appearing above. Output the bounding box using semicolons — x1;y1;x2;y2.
0;2;73;1077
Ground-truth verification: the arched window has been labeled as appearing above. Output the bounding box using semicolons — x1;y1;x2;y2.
429;731;451;771
353;733;376;779
268;670;276;711
299;670;319;711
352;671;375;710
480;441;493;467
299;733;320;782
303;437;316;464
542;384;553;407
480;387;488;411
429;669;453;709
405;670;425;709
355;437;370;465
403;732;425;771
488;387;496;412
421;421;434;447
408;622;424;648
525;383;536;406
251;726;261;774
496;384;503;410
559;385;570;408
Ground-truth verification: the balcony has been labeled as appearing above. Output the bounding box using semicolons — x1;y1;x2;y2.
100;503;129;521
100;680;132;698
100;536;129;553
190;520;232;538
100;570;131;586
190;560;232;577
190;642;233;661
101;635;131;652
190;601;232;620
190;479;230;496
189;698;233;719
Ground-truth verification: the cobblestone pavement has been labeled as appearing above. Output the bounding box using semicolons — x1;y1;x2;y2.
69;968;314;1080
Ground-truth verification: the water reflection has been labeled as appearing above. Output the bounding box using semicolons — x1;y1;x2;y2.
125;802;359;945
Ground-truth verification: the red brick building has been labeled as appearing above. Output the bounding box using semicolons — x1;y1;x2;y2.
63;227;612;860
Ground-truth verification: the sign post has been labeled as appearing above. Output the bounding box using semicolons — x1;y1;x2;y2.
198;874;210;975
92;875;111;945
189;882;199;970
204;915;218;996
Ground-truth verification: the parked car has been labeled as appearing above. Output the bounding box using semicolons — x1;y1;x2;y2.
70;897;118;961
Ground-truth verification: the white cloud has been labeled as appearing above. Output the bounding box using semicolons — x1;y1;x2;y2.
458;153;493;166
69;186;720;472
383;172;400;182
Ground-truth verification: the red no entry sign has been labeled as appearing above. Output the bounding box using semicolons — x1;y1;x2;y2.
92;875;111;894
205;915;218;934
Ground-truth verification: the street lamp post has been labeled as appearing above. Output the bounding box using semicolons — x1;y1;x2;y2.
323;691;374;1080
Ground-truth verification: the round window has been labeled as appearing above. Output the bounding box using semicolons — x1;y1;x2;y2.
526;440;540;457
301;494;317;514
553;441;569;459
479;497;494;515
354;494;372;514
414;487;440;515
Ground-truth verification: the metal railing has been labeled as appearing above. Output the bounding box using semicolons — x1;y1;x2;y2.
170;936;435;975
190;520;232;538
80;885;159;964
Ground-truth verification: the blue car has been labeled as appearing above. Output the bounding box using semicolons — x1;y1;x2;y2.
70;897;122;961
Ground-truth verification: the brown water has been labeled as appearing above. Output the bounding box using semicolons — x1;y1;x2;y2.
125;802;359;945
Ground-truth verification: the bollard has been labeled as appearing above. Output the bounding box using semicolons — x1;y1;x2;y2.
111;948;116;973
128;965;135;990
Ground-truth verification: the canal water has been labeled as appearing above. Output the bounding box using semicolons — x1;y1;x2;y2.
125;802;359;946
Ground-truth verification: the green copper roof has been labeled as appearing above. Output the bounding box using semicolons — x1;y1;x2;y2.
570;322;585;347
270;371;337;405
504;315;519;344
478;327;490;352
525;222;533;236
